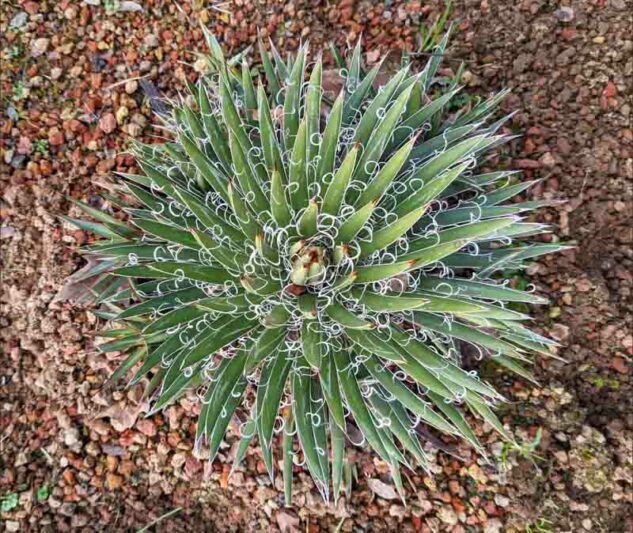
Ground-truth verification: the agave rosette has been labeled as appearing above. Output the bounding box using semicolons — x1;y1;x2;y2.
68;31;565;501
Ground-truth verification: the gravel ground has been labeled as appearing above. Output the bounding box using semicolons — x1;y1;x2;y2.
1;1;631;532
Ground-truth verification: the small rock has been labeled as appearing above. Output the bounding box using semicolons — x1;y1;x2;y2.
437;505;458;525
59;502;76;517
136;418;156;437
124;79;138;94
554;7;574;22
540;152;556;167
576;278;592;292
484;519;503;533
171;452;187;469
64;427;80;447
99;113;117;134
276;511;300;533
611;357;627;374
119;1;144;11
494;494;510;507
71;514;88;528
515;158;540;169
31;37;50;57
106;473;123;490
10;12;28;29
102;443;127;456
144;34;159;48
367;478;398;500
48;128;65;146
5;521;19;533
17;136;33;155
550;323;570;342
51;67;63;80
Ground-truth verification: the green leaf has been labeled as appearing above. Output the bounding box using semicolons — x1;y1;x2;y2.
336;199;377;243
283;46;306;151
399;218;516;261
353;136;417;207
412;312;524;360
197;347;250;459
292;359;328;488
315;91;345;185
132;219;200;249
61;216;126;241
358;206;426;259
334;350;391;462
321;143;358;217
283;409;295;506
70;198;136;238
351;83;415;186
393;161;469;217
258;41;282;105
110;346;146;383
306;57;322;173
228;181;259;241
465;391;515;443
363;355;456;434
245;327;287;371
318;347;346;430
297;199;318;237
179;134;230;203
369;391;427;468
288;118;309;211
228;133;268;213
354;259;416;284
270;169;292;227
113;261;236;284
257;83;286;181
325;302;374;329
331;413;346;503
342;62;381;125
416;277;548;304
301;320;323;368
256;351;292;478
353;67;410;148
231;419;256;472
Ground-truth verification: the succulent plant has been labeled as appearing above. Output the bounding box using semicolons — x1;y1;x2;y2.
67;31;566;503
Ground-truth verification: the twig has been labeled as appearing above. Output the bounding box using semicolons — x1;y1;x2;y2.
105;74;150;91
409;51;476;64
136;507;183;533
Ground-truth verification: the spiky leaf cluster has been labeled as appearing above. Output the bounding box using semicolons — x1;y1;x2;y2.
69;32;566;502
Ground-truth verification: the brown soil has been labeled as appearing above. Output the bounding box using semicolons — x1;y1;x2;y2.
1;1;631;532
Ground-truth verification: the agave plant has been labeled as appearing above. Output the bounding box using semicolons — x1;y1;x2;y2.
67;30;565;503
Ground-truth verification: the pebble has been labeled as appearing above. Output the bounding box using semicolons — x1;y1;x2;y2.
144;34;159;48
554;7;574;22
10;12;28;29
124;79;138;94
437;506;458;525
98;113;117;134
115;106;129;124
106;473;123;490
484;519;503;533
63;427;80;447
367;478;398;500
31;38;50;57
136;418;156;437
